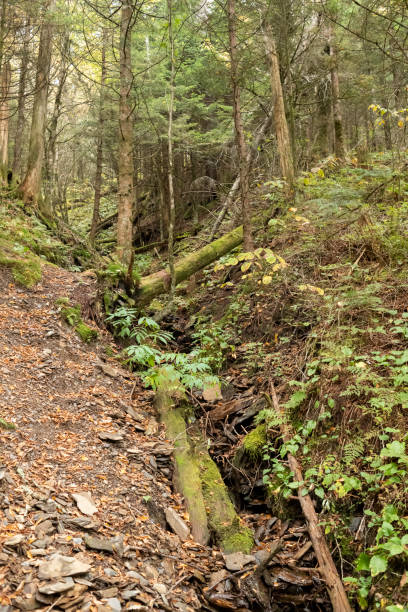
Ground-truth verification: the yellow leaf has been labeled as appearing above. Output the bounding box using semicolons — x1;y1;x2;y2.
241;261;252;272
262;275;273;285
398;119;404;128
298;284;324;296
214;264;224;272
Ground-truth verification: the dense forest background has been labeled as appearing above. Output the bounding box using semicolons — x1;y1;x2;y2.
1;0;407;261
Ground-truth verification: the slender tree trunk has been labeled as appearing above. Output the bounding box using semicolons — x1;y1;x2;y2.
167;0;176;295
12;23;30;179
0;60;10;178
117;0;135;267
0;0;9;181
328;24;345;159
90;28;108;245
227;0;253;251
19;0;54;211
46;32;70;208
263;19;294;189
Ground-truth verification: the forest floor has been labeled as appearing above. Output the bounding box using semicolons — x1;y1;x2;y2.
0;263;217;611
0;262;327;611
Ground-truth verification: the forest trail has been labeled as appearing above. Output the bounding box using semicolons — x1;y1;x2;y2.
0;263;216;611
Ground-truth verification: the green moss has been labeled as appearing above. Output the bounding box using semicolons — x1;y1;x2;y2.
222;527;254;555
0;238;42;287
60;301;98;343
76;321;98;343
200;454;254;553
242;424;267;459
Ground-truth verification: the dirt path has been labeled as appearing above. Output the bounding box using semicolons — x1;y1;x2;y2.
0;264;218;611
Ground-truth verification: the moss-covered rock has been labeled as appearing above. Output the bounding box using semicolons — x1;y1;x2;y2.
59;299;98;343
242;424;267;459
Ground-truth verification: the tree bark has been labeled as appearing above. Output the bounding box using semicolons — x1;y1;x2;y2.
227;0;253;251
19;0;54;210
45;32;70;213
328;24;345;159
167;0;176;295
0;60;10;178
117;0;135;267
90;28;108;245
137;225;243;305
263;20;295;189
12;22;30;179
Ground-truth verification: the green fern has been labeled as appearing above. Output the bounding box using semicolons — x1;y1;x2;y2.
343;438;364;466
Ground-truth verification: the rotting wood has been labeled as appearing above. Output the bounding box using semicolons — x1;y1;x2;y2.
155;371;253;552
268;382;352;612
137;225;243;305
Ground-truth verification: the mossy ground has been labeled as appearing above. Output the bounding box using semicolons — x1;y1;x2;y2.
59;300;98;343
0;237;42;287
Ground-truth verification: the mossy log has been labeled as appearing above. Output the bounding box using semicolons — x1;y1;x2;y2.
138;225;243;305
155;373;253;552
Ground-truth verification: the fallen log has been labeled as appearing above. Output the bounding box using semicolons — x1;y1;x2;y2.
137;225;243;305
268;382;352;612
155;371;253;552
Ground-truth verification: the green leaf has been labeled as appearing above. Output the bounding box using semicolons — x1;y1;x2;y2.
382;537;403;557
315;487;325;499
369;555;388;576
356;552;370;571
381;441;405;458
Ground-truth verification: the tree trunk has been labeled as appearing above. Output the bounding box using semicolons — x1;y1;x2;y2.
167;0;176;296
0;60;10;179
328;24;345;159
12;22;30;179
137;225;243;305
263;20;295;189
90;28;108;245
19;0;54;211
46;32;70;209
227;0;253;251
117;0;135;267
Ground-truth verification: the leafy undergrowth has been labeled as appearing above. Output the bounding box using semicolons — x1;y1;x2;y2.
165;152;408;610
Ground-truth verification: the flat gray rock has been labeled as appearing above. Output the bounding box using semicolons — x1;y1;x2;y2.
165;507;190;541
106;598;121;611
4;534;24;546
223;551;255;571
99;432;124;442
38;554;91;579
84;535;124;556
38;577;74;594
